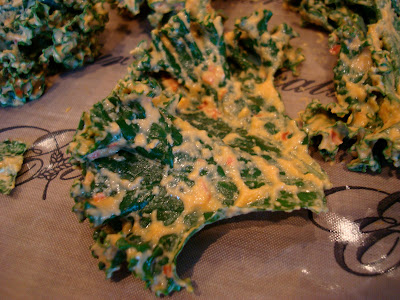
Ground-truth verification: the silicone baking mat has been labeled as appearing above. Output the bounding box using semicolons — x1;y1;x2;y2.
1;1;399;299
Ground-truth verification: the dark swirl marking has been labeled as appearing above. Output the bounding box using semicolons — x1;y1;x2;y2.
0;126;81;200
310;186;400;276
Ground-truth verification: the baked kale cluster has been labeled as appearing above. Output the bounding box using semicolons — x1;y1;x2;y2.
0;0;108;107
68;6;330;295
287;0;400;172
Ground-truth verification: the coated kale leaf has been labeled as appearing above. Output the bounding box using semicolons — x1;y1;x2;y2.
0;140;27;194
287;0;400;171
69;7;330;296
0;0;108;106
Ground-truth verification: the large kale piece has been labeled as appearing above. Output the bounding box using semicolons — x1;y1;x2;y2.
287;0;400;172
0;0;108;107
68;8;331;295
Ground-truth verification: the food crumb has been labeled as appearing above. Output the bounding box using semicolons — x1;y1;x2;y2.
316;32;325;44
65;107;71;113
299;96;310;103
